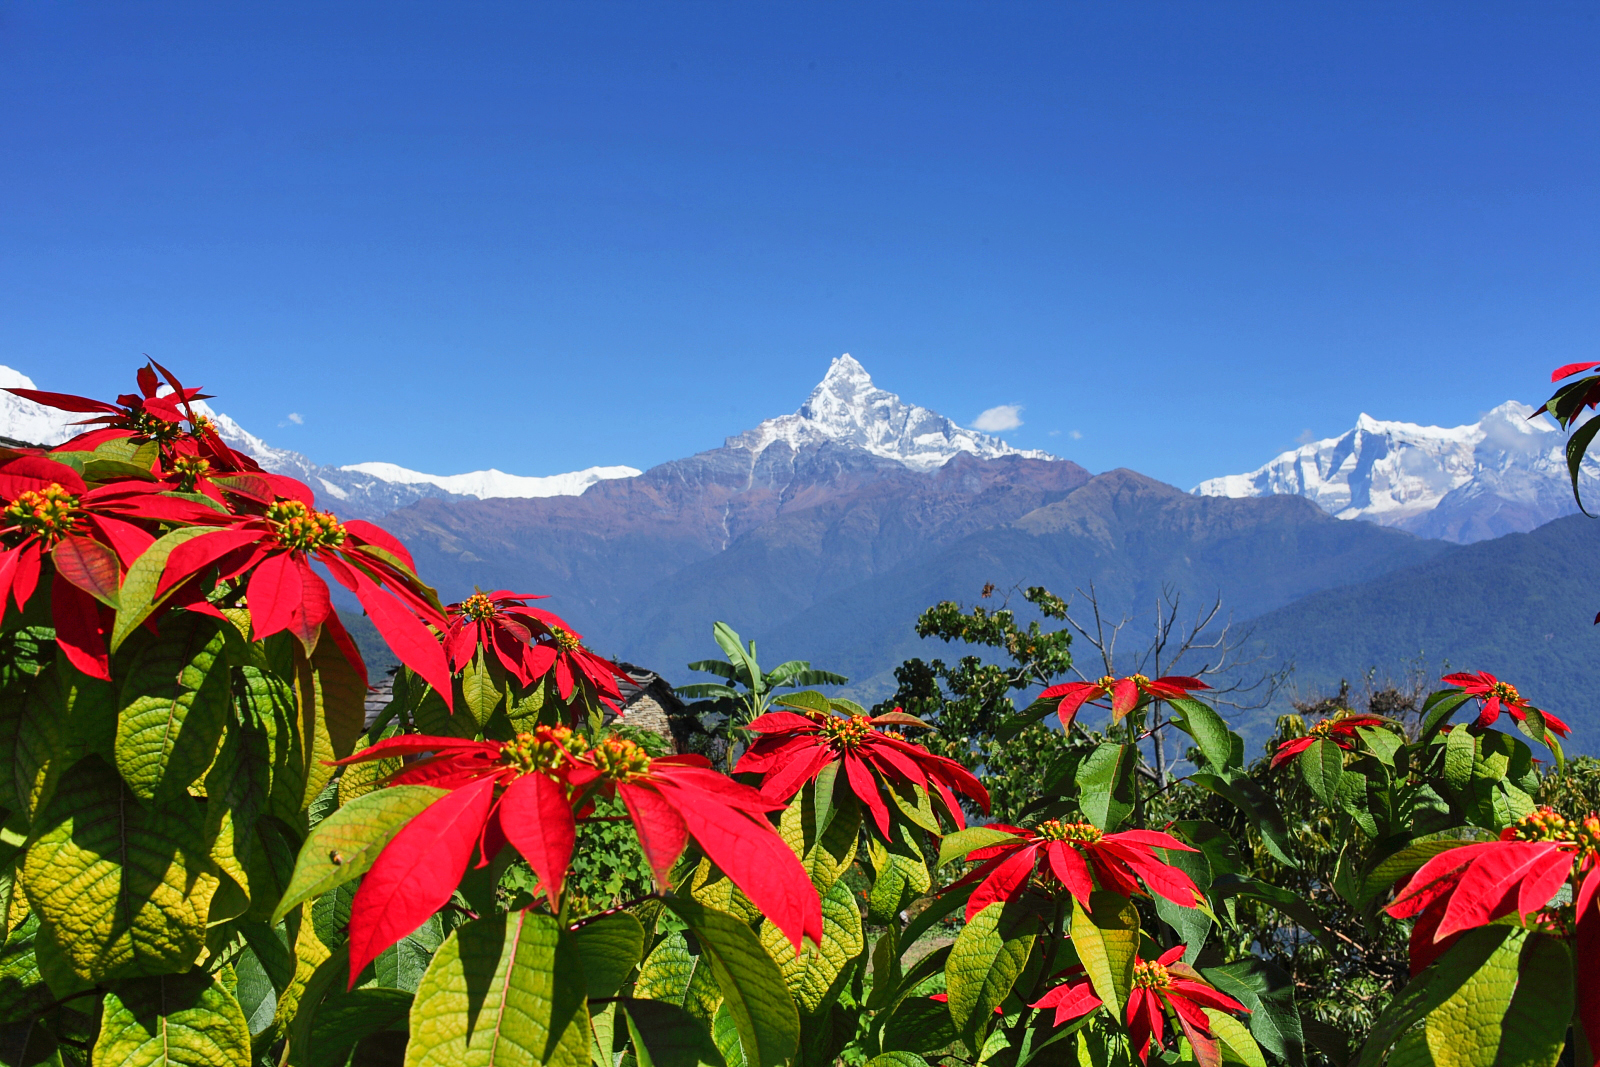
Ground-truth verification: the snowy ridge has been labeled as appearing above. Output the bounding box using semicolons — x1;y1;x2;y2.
1195;402;1600;543
0;365;640;519
726;354;1056;472
339;461;642;500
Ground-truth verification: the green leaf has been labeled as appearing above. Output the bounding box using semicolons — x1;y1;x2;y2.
944;902;1037;1051
862;1055;930;1067
1565;411;1600;512
636;932;722;1024
881;996;957;1058
271;784;446;923
93;971;253;1067
22;757;216;983
1441;725;1476;795
1201;959;1304;1066
1415;927;1526;1067
622;998;727;1067
865;824;931;925
404;909;589;1067
1210;876;1331;948
571;913;645;999
1166;697;1234;772
1075;744;1135;831
1420;690;1472;739
760;881;863;1015
14;653;114;824
0;914;51;1026
686;660;740;682
936;827;1018;870
114;613;231;801
664;896;799;1067
305;987;412;1067
110;527;218;653
1070;892;1138;1021
1189;773;1297;868
1298;738;1346;807
459;647;507;731
1494;933;1572;1067
712;1003;746;1067
1205;1009;1266;1067
778;779;859;896
1355;835;1491;907
1355;927;1513;1067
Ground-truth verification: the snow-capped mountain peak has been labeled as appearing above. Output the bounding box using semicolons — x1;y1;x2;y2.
1194;401;1597;543
0;365;640;518
725;354;1056;471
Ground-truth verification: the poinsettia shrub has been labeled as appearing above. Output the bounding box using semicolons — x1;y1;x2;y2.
0;362;1598;1067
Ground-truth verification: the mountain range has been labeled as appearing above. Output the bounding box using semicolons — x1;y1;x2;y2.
5;356;1600;746
1195;402;1599;544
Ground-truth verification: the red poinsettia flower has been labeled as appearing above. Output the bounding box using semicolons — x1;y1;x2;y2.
1387;807;1596;974
11;360;212;454
516;607;634;712
442;590;554;685
1037;673;1209;727
734;707;990;836
336;728;823;985
0;453;231;678
950;820;1200;921
155;482;450;696
1031;949;1249;1066
1270;713;1391;768
333;726;600;984
1440;671;1570;737
585;733;823;952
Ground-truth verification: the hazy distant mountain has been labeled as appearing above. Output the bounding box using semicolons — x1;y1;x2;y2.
0;365;639;519
1244;511;1600;738
1195;402;1599;543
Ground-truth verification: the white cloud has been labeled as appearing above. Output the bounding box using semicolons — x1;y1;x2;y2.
1070;430;1083;440
1295;428;1315;445
287;412;304;425
1048;430;1061;437
973;404;1023;432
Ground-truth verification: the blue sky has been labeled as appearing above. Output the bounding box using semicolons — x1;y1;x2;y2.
1;3;1596;487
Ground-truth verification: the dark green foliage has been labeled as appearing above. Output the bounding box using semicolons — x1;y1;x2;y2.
874;586;1084;821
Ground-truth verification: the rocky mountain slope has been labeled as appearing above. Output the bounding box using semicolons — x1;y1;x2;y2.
1195;402;1598;543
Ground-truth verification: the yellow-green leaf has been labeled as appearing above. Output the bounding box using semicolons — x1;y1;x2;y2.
1204;1009;1266;1067
665;897;799;1067
22;758;217;983
760;881;863;1014
636;932;723;1024
307;631;367;760
1070;892;1138;1021
110;527;218;653
622;998;727;1067
779;784;861;896
404;910;589;1067
14;653;114;823
93;971;252;1067
571;913;645;1000
271;785;444;924
114;613;231;801
944;902;1037;1051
